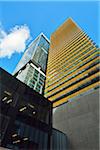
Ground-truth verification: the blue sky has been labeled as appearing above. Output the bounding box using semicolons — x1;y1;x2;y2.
0;1;99;74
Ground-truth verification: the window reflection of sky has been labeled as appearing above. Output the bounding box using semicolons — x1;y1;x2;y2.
13;34;50;74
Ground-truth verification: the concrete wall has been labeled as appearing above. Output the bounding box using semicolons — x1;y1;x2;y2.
53;89;99;150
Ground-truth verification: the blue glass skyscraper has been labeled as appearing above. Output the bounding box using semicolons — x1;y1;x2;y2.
13;33;50;94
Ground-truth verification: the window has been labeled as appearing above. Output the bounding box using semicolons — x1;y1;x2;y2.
39;35;49;52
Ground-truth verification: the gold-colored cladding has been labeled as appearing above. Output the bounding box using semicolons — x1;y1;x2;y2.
50;18;81;52
44;18;99;107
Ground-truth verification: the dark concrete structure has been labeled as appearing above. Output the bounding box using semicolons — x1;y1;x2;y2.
53;89;99;150
0;67;67;150
0;67;52;149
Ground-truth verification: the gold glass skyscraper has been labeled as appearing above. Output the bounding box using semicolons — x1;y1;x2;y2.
44;18;99;107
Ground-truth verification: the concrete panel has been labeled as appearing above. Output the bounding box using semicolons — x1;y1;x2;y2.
53;89;99;150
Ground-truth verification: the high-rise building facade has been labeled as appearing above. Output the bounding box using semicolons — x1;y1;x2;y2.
44;18;99;107
13;33;50;94
15;62;46;94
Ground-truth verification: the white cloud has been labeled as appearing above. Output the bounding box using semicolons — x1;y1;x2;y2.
0;24;31;58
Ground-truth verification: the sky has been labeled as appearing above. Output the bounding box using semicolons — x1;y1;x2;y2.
0;1;99;74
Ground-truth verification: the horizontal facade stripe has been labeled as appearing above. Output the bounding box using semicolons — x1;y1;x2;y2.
47;41;93;76
47;45;97;76
47;34;94;69
47;36;92;72
47;31;86;66
45;52;99;88
46;45;96;80
53;82;99;107
47;72;99;100
53;76;99;102
48;31;89;62
46;69;99;98
48;30;82;58
45;60;99;94
45;64;99;97
45;57;99;91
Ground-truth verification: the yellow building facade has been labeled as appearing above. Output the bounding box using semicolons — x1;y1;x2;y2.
44;18;99;107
